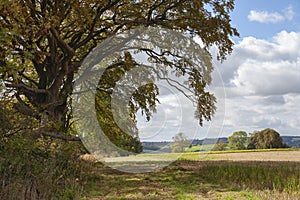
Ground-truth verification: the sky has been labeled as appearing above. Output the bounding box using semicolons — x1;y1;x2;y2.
212;0;300;138
137;0;300;141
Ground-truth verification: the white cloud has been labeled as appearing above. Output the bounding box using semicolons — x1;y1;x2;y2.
228;31;300;96
248;10;284;23
212;31;300;136
137;30;300;140
232;59;300;96
219;94;300;136
248;6;295;24
284;5;295;21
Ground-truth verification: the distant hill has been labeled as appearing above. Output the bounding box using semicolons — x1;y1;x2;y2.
141;141;172;153
141;138;228;153
142;136;300;153
190;136;300;148
282;136;300;148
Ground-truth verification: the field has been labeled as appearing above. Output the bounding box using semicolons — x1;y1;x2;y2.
80;149;300;200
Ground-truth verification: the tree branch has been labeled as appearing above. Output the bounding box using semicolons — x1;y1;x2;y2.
50;26;75;57
40;130;81;141
75;0;122;49
14;94;40;119
6;83;48;94
18;71;39;86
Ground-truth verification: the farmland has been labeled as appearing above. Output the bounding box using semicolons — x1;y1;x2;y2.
81;149;300;199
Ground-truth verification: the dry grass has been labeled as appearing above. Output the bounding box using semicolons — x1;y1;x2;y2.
200;150;300;162
81;151;300;200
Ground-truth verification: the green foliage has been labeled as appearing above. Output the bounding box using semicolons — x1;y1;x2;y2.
248;128;284;149
212;141;227;151
0;101;12;135
171;132;190;153
95;91;143;154
0;136;87;200
0;100;39;138
93;55;156;153
228;131;248;150
0;0;239;143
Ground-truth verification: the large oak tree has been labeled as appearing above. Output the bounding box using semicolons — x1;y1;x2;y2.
0;0;239;145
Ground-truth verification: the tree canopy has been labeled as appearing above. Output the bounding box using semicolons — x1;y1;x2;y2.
0;0;239;151
212;140;227;151
228;131;248;150
248;128;284;149
171;132;190;153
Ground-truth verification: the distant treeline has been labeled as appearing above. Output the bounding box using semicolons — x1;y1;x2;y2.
142;136;300;153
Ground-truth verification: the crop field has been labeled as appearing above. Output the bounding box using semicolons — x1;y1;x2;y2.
180;148;300;162
80;150;300;200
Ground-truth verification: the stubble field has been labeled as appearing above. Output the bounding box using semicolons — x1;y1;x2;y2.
81;149;300;200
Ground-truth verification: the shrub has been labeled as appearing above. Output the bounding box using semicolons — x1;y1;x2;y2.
212;141;227;151
0;136;87;200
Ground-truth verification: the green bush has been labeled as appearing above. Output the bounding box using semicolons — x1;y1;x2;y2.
212;141;227;151
0;136;87;200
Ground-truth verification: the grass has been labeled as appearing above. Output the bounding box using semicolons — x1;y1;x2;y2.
185;144;216;152
3;137;299;199
0;137;87;200
81;160;300;199
80;150;300;199
196;161;300;192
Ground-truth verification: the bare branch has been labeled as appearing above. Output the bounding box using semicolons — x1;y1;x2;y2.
142;48;184;59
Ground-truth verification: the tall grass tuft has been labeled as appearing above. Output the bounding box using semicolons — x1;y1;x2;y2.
0;136;88;200
198;161;300;192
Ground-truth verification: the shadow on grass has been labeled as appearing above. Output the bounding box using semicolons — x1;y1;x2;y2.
82;160;300;199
